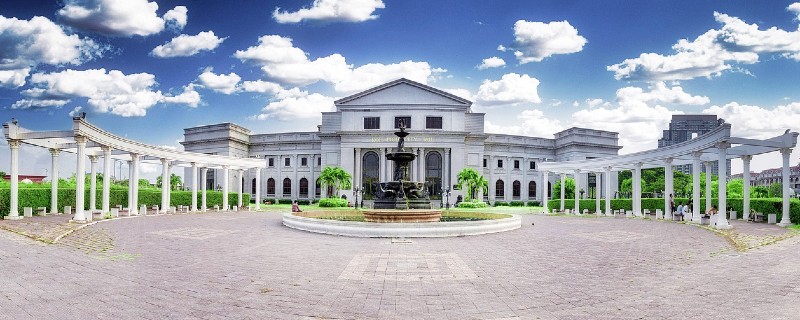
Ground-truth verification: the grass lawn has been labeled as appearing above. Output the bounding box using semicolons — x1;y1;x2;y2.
249;203;545;215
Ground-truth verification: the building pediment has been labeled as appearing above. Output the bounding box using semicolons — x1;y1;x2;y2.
335;78;472;110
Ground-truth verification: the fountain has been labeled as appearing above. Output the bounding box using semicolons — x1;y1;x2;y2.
364;120;442;222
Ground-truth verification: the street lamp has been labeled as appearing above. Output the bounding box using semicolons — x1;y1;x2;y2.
353;186;362;209
441;186;451;209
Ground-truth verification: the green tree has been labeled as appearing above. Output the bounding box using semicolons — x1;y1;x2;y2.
726;178;744;198
751;186;769;198
552;177;575;199
455;168;488;201
768;183;783;198
317;166;352;197
156;173;183;190
138;179;151;187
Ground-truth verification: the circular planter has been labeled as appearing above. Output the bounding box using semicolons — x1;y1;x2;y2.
282;212;521;238
363;209;442;223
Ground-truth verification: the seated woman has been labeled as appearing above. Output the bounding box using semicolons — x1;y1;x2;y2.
705;205;717;217
291;200;302;212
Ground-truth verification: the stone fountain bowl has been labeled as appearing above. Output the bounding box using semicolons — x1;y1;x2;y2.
386;151;416;162
363;209;442;223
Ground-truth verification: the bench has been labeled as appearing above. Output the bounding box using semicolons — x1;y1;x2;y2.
37;207;48;216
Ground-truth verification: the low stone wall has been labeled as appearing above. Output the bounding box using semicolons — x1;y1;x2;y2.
282;213;521;238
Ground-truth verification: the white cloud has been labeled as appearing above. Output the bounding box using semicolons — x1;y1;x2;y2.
254;91;335;120
608;5;800;81
273;0;385;23
477;57;506;70
14;69;197;117
197;71;241;94
442;88;474;101
497;45;507;52
0;16;103;88
58;0;186;36
68;106;83;117
235;35;437;92
162;84;200;107
163;6;188;30
703;102;800;140
475;73;541;106
511;20;587;63
485;109;565;138
151;31;225;58
241;80;284;94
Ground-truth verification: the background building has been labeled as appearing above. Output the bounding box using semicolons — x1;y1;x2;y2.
182;79;621;206
658;114;731;176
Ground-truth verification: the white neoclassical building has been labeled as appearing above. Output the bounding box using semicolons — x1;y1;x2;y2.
182;78;621;205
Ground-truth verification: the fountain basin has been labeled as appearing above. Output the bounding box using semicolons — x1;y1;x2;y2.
363;209;441;223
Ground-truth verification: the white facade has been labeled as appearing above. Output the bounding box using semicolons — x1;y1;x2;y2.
182;79;621;205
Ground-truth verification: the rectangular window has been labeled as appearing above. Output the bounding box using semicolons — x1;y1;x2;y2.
364;117;380;130
483;158;487;168
425;116;442;129
301;157;307;166
394;116;411;129
514;160;520;169
284;157;290;167
317;157;321;166
268;158;274;167
530;161;536;170
497;159;503;168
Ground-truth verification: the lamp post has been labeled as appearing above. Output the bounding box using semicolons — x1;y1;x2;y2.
353;186;362;209
441;186;451;209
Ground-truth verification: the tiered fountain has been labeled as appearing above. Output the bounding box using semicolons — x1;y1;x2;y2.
363;120;442;222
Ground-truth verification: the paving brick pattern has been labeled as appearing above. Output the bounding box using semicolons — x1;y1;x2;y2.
0;211;799;319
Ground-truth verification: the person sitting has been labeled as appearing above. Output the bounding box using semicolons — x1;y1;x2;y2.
291;200;302;213
705;205;717;217
676;203;684;221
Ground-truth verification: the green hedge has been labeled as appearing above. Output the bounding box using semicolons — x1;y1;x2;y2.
493;201;509;207
547;197;800;222
457;200;488;208
318;197;348;207
527;201;541;207
509;201;525;207
0;188;249;216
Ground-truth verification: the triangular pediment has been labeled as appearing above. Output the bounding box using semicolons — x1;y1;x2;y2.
335;78;472;109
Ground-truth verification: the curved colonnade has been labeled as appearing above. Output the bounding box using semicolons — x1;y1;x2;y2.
3;117;264;221
539;123;798;229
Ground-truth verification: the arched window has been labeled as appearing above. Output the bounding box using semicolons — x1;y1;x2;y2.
282;178;291;197
362;152;380;199
495;179;504;198
299;178;309;198
251;178;256;195
425;151;442;199
512;180;521;199
267;178;275;196
315;180;321;198
528;181;537;199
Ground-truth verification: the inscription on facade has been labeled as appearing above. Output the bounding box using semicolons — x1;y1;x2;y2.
370;136;434;143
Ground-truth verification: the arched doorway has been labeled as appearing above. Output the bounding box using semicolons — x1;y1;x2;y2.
425;151;442;199
251;178;256;195
299;178;308;198
362;152;379;199
282;178;291;197
512;180;521;199
495;179;504;198
528;181;536;199
267;178;275;196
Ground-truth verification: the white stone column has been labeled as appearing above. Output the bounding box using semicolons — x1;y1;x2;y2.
237;169;244;208
574;169;581;214
201;167;208;211
131;154;139;215
778;148;793;226
89;155;98;215
560;173;565;212
632;163;642;217
292;155;299;199
595;172;601;214
222;166;229;210
191;163;198;211
664;158;674;219
161;158;169;213
310;156;316;200
716;142;731;229
489;155;496;203
74;136;87;222
420;147;426;183
692;152;702;223
5;140;21;220
102;146;111;214
379;148;386;182
705;162;712;216
742;155;752;221
254;167;261;210
50;148;60;215
505;156;512;201
542;171;549;213
444;149;451;192
127;160;134;212
522;157;528;201
605;167;612;215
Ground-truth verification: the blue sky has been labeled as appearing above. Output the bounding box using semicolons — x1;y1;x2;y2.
2;0;800;179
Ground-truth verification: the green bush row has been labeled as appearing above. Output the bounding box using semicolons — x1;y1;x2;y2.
318;197;348;207
0;188;249;216
546;197;800;222
457;200;488;208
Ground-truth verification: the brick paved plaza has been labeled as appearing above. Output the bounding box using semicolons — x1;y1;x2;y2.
1;212;799;319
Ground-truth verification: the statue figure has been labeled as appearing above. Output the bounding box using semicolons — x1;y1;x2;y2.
397;119;406;150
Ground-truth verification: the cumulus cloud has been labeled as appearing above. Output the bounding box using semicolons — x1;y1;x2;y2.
511;20;587;63
58;0;186;36
485;109;565;138
253;91;335;121
703;102;800;140
197;70;241;94
0;15;103;88
273;0;385;23
235;35;437;92
151;31;225;58
477;57;506;70
608;4;800;81
475;73;541;106
13;69;198;117
163;6;188;30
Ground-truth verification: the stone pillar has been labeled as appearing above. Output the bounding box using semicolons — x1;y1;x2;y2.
595;172;601;214
102;146;111;214
222;166;229;210
604;167;612;215
161;158;169;213
444;149;451;192
201;167;208;211
379;148;386;182
89;155;98;214
778;148;793;226
705;162;712;214
131;154;139;215
237;169;244;208
692;152;702;223
74;136;87;222
574;169;581;213
715;142;731;229
419;147;426;183
632;163;642;217
742;155;752;221
506;156;511;201
664;158;674;218
522;157;528;201
542;171;549;213
310;156;316;200
5;140;21;220
191;163;198;211
254;167;261;210
489;155;496;203
50;148;60;215
127;160;134;213
354;150;361;196
560;173;565;212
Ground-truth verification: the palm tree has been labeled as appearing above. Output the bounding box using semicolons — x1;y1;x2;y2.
317;166;352;197
156;173;183;190
456;168;488;201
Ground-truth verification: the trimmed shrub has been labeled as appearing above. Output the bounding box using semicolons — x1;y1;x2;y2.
318;197;348;207
509;201;525;207
493;201;509;207
457;200;488;208
527;201;541;207
297;199;311;205
277;199;293;205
